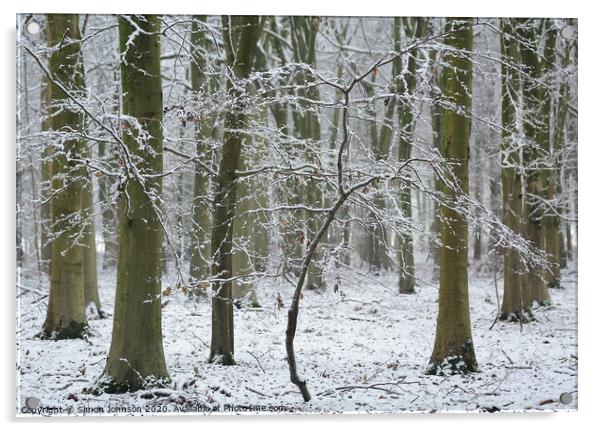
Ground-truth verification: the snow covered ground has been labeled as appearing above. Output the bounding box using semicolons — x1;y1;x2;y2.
16;257;578;416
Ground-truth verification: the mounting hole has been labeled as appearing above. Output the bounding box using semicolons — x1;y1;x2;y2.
26;20;40;35
559;392;573;405
25;396;40;409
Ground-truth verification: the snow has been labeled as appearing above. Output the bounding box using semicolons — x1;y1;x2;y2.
16;256;578;416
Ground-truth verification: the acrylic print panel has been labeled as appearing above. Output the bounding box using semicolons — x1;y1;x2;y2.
16;14;578;415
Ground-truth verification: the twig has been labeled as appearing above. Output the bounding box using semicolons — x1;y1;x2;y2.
245;386;270;397
247;350;266;374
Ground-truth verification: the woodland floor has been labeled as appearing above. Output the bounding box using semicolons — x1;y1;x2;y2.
16;256;578;415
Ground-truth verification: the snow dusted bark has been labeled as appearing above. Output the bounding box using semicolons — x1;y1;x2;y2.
41;14;89;339
395;17;425;294
427;31;443;280
499;19;530;322
97;15;170;392
426;18;478;374
209;16;261;365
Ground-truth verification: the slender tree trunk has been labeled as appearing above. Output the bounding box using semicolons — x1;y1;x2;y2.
487;155;503;255
548;24;573;283
539;20;561;291
427;18;478;374
39;74;52;273
98;137;118;269
189;15;214;292
209;16;261;365
472;137;482;261
82;171;103;317
98;15;169;392
41;14;89;339
499;19;530;322
396;17;425;294
428;37;443;280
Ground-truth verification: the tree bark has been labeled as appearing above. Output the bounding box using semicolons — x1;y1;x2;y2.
396;17;425;294
41;14;89;339
97;15;170;392
427;18;478;374
40;74;53;273
499;19;531;322
518;19;550;307
82;170;103;317
209;16;261;364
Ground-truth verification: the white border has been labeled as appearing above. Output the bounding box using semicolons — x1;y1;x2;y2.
3;1;599;429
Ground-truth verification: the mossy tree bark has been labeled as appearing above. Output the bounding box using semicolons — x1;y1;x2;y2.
395;17;425;294
41;14;89;339
98;15;169;392
427;18;478;375
189;15;215;292
209;16;261;365
499;19;530;322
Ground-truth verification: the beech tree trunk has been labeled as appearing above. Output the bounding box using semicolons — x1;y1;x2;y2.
98;15;170;392
499;19;530;322
41;14;89;339
427;18;478;374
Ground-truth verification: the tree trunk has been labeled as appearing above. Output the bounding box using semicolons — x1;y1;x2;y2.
82;171;103;317
427;18;478;374
518;19;550;307
499;19;531;322
40;74;53;273
539;20;561;291
189;15;214;292
209;16;260;365
98;137;118;269
231;106;268;309
472;138;482;261
396;17;425;294
97;15;169;392
427;34;443;281
41;14;88;339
